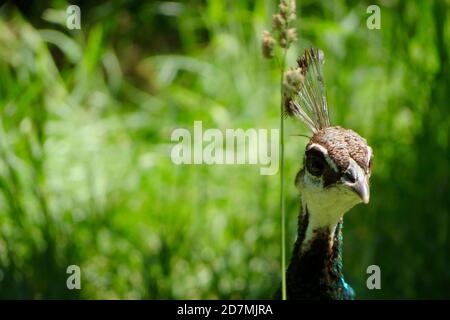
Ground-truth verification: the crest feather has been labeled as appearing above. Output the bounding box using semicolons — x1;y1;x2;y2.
287;48;331;133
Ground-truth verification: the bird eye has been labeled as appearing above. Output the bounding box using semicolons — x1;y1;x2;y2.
306;152;326;177
343;170;356;183
368;155;373;171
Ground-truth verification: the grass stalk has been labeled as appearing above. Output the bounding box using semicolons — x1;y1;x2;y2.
279;49;287;300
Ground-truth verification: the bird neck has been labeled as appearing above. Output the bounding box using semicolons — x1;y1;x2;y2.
286;200;353;299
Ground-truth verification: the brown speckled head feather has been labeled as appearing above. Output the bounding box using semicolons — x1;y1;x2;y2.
307;126;370;173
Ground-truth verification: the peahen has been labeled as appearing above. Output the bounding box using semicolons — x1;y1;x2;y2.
280;48;373;300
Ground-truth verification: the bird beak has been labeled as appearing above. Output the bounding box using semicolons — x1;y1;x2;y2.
351;177;370;204
342;162;370;204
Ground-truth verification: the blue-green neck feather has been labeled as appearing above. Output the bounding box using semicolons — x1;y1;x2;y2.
285;206;355;300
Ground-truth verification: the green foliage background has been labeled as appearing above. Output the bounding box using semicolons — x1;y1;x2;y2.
0;0;449;299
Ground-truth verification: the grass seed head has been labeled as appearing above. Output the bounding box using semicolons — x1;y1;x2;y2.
262;31;276;59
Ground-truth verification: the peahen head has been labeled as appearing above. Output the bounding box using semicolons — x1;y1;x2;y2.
295;126;373;237
285;47;373;249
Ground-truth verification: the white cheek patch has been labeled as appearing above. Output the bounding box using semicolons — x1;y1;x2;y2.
307;143;338;172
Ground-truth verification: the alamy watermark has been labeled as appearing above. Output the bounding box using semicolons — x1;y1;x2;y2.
366;264;381;290
171;121;279;175
366;5;381;30
66;5;81;30
66;264;81;290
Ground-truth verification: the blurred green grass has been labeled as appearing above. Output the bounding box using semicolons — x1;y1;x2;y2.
0;0;449;299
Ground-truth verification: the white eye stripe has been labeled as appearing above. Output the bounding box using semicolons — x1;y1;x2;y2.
307;143;338;172
367;146;373;168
